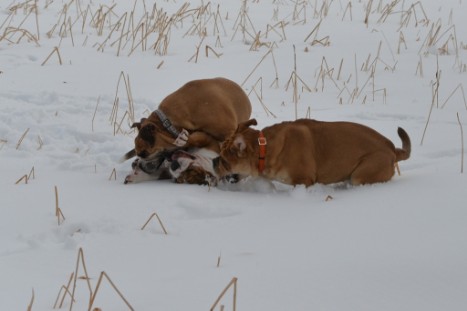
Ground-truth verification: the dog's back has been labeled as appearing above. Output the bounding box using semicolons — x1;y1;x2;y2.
159;78;252;141
260;119;411;185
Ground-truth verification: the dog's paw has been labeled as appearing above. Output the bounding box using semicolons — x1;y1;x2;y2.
173;129;189;147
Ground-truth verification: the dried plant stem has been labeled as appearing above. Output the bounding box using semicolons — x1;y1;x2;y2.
415;55;424;77
88;271;134;311
364;0;373;26
111;72;135;128
303;19;322;43
28;166;35;180
37;135;43;150
16;128;30;150
205;45;222;58
69;248;93;311
285;45;312;119
210;277;238;311
55;186;59;216
249;86;277;118
55;186;66;225
141;212;168;234
41;47;63;66
342;2;352;21
53;272;75;309
92;96;100;132
421;56;440;145
420;95;435;146
241;48;272;87
188;35;206;63
441;84;467;109
27;288;35;311
457;113;464;173
109;168;117;181
15;175;28;185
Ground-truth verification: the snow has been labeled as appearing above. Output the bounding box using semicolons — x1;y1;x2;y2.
1;0;467;310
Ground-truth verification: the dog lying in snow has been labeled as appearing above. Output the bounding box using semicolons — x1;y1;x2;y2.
122;77;251;184
210;118;411;187
124;148;219;185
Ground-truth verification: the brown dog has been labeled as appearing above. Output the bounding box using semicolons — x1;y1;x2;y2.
213;119;411;186
123;77;252;160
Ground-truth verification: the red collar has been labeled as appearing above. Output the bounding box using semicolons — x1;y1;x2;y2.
258;131;267;174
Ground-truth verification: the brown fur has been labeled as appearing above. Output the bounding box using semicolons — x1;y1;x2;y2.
214;119;411;186
126;78;252;159
174;166;214;185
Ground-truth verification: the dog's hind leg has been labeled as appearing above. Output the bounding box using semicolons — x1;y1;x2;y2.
350;152;396;185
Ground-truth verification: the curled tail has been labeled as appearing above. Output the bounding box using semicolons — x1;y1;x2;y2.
395;127;411;162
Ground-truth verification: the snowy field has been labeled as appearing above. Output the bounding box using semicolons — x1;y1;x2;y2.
1;0;467;310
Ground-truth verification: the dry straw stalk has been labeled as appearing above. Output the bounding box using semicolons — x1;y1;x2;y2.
41;47;63;66
88;271;134;311
457;113;464;173
16;128;30;150
210;277;238;311
141;212;168;234
53;272;76;309
69;248;93;311
27;288;35;311
108;168;117;181
15;175;28;185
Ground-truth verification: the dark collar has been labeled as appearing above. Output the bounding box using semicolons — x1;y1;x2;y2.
154;109;180;138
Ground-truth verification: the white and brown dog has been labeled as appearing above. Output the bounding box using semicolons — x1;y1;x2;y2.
123;77;251;184
210;118;411;187
124;147;220;185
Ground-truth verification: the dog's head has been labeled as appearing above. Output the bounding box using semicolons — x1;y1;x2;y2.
169;149;219;186
213;119;259;177
129;117;178;159
174;166;216;186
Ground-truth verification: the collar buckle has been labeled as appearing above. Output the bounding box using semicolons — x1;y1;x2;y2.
162;119;172;129
258;137;267;146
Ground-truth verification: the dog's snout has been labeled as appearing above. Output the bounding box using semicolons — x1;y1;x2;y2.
171;160;181;171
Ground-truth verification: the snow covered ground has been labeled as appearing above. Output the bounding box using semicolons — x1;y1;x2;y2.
1;0;466;310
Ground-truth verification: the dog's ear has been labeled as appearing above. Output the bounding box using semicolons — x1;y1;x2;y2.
131;118;147;131
231;135;247;158
236;119;257;133
139;124;156;145
233;135;246;152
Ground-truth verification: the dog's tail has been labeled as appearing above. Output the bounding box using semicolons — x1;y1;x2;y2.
395;127;411;162
119;149;136;162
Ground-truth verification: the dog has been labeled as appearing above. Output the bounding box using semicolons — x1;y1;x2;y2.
122;77;251;184
124;148;219;185
212;118;411;187
123;77;251;160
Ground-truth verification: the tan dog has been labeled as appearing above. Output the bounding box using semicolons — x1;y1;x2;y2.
123;77;252;160
213;119;411;186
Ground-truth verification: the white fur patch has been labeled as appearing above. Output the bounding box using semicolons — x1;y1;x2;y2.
169;148;219;178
